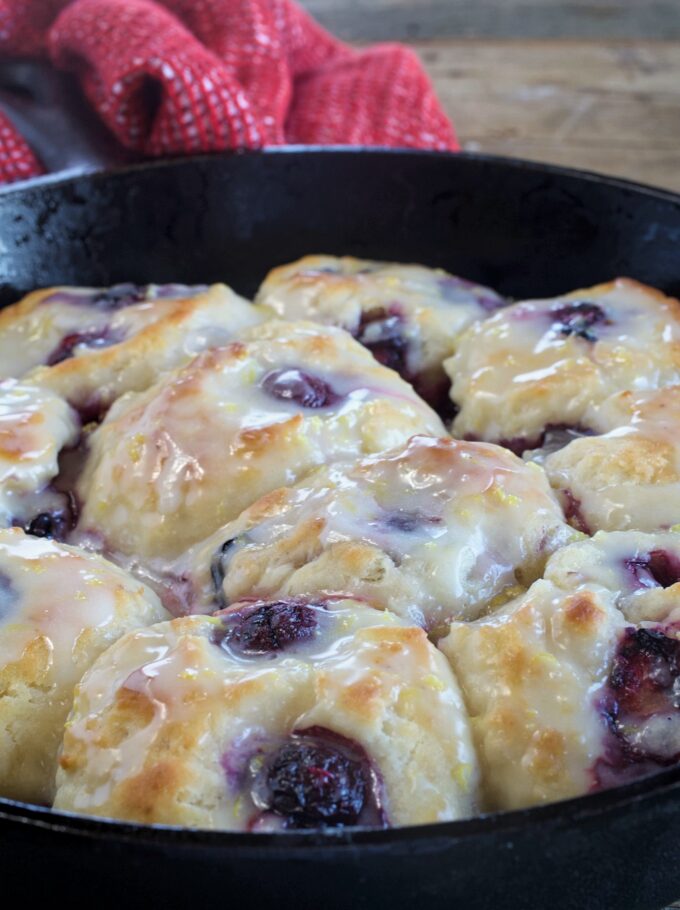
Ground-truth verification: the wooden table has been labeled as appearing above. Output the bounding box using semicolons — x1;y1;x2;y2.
416;39;680;193
302;2;680;193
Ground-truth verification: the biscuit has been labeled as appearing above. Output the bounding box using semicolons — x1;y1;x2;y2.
172;435;575;629
74;321;445;561
0;283;266;416
446;279;680;452
0;528;168;804
256;255;503;411
541;386;680;533
55;596;477;829
0;380;79;532
440;530;680;810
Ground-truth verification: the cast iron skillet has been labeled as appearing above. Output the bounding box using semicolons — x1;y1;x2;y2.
0;150;679;910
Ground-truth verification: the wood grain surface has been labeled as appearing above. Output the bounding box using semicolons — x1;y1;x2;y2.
414;39;680;192
301;0;680;40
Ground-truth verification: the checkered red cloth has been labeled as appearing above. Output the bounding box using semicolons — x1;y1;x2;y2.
0;0;458;183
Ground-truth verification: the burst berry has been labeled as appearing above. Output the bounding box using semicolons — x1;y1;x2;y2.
262;369;339;408
46;328;121;366
356;307;408;375
625;550;680;590
252;728;371;828
90;284;148;310
221;599;320;655
210;537;238;606
383;510;442;533
0;571;15;621
551;301;608;342
24;494;78;541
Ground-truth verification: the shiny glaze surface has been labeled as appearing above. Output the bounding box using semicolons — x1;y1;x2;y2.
447;279;680;447
174;435;575;628
256;255;503;407
55;597;476;829
543;386;680;533
75;321;444;561
0;380;79;526
0;527;167;803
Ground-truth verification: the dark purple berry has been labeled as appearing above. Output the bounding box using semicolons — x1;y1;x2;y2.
89;283;207;309
261;369;339;409
43;283;207;311
496;423;592;458
251;727;377;828
438;275;504;312
551;301;609;342
46;327;123;366
356;307;408;376
495;434;543;457
593;626;680;788
90;283;148;310
218;599;320;655
609;628;680;722
210;536;239;607
624;550;680;590
24;492;78;541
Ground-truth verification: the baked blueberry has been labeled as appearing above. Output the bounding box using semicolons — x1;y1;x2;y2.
251;728;373;828
551;301;609;342
46;328;123;367
624;551;680;590
24;492;78;541
216;599;320;655
261;369;339;409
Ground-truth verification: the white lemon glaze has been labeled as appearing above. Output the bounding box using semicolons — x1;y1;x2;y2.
75;321;444;561
55;598;477;829
173;435;575;627
447;279;680;446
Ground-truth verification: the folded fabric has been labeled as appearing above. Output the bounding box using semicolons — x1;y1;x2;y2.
0;0;457;184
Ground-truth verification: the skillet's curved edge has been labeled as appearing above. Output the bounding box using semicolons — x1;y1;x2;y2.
0;149;679;303
1;762;680;847
1;147;680;203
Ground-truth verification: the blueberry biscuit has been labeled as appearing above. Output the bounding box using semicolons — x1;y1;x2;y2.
447;279;680;453
440;530;680;811
256;255;503;411
0;528;167;804
172;435;575;628
541;386;680;533
54;597;477;829
0;283;266;418
74;322;445;562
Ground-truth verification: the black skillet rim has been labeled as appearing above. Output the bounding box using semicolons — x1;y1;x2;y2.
0;146;679;849
1;145;680;205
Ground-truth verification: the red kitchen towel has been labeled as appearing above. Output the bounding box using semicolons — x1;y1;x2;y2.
0;0;457;184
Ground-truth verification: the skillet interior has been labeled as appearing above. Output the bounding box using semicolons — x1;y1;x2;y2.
0;149;679;910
